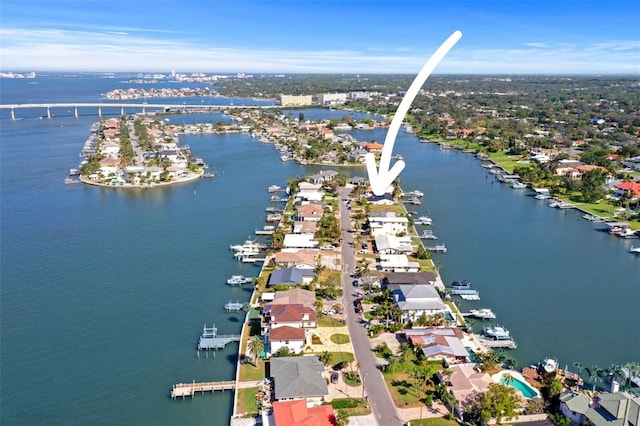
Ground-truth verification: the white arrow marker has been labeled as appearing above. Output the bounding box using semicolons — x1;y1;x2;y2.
366;30;463;196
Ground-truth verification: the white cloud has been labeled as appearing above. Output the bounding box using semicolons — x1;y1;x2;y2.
1;27;638;74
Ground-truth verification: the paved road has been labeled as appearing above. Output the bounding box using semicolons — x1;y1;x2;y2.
338;187;404;426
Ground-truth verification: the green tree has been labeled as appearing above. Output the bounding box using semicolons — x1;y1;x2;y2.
320;350;333;366
246;336;264;365
472;383;522;424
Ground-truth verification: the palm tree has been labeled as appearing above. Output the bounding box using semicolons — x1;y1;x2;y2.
397;342;413;363
246;335;264;366
320;350;333;366
573;361;583;378
503;373;514;386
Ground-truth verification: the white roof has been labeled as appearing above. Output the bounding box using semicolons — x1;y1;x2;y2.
283;233;318;248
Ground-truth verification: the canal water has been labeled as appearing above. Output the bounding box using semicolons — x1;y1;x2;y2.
1;78;638;426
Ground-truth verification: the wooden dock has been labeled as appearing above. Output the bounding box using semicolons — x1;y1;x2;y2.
198;324;241;350
477;336;518;349
171;380;235;399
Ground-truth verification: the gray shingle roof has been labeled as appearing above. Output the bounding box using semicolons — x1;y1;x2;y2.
271;356;329;400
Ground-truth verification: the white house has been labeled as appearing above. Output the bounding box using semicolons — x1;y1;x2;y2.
283;233;319;249
268;326;308;355
369;213;409;237
392;284;448;323
379;254;420;272
375;235;414;254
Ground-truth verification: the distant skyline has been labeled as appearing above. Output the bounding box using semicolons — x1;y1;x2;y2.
1;0;638;75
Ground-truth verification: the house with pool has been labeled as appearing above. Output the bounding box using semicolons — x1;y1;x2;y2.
492;370;541;400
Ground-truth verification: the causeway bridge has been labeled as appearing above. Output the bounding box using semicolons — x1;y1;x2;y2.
0;102;275;120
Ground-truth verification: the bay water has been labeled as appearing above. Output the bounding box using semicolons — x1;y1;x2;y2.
1;77;638;426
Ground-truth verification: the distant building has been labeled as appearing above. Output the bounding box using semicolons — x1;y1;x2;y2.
280;95;313;106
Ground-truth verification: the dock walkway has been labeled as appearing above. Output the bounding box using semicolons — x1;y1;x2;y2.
171;380;235;399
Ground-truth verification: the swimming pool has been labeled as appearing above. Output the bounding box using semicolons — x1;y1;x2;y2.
492;371;541;399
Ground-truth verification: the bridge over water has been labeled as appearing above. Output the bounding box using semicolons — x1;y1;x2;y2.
0;102;276;120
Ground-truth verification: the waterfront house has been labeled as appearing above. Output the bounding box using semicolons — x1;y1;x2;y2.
446;364;492;409
379;254;420;273
297;182;323;193
559;390;640;426
369;212;409;237
392;284;448;323
272;250;318;270
273;288;316;309
272;399;336;426
297;204;324;222
267;325;308;355
307;170;338;184
405;328;469;363
270;356;329;403
261;304;317;335
362;142;383;153
283;233;319;250
383;272;438;288
374;235;414;255
268;267;316;287
100;141;120;158
368;193;395;205
615;181;640;198
292;221;318;235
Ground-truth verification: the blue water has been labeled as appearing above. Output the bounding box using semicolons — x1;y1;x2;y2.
1;75;639;425
501;377;538;398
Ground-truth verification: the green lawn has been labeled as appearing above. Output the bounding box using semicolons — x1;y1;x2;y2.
489;151;524;173
406;417;459;426
318;315;346;327
236;386;260;417
238;359;266;382
330;333;351;344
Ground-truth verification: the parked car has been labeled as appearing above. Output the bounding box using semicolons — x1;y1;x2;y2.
352;280;359;287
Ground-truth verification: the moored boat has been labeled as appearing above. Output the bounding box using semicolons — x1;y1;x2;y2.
483;325;512;340
469;308;496;319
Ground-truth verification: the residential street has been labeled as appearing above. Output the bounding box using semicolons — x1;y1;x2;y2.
338;187;404;426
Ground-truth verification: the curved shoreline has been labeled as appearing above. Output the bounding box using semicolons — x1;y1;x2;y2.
78;168;204;188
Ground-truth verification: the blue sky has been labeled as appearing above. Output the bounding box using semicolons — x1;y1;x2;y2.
1;0;638;74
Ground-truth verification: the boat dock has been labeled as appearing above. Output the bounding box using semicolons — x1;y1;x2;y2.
448;287;480;300
238;256;267;263
170;380;235;399
198;324;241;350
255;226;275;235
224;300;244;312
427;244;447;252
477;336;518;349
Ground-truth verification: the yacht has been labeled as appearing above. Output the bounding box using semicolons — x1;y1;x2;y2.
227;275;252;285
483;325;512;340
268;185;281;193
629;246;640;254
230;240;262;253
450;280;472;289
414;216;433;225
582;213;605;222
418;229;437;239
510;181;527;189
469;308;496;319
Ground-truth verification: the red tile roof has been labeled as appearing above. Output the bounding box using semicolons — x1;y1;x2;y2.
270;325;305;341
272;399;336;426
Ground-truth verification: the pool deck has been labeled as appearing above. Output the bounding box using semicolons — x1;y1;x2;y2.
492;370;541;399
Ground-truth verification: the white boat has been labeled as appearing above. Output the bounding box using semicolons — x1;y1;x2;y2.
414;216;433;225
230;240;262;253
418;230;437;239
483;325;512;340
268;185;281;193
535;193;551;200
582;213;605;223
469;308;496;319
427;244;447;253
227;275;252;285
541;358;558;373
510;181;527;189
630;246;640;254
